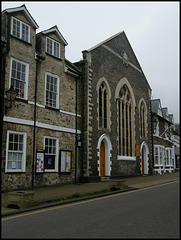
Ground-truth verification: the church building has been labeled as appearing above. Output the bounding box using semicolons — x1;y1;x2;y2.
75;31;153;181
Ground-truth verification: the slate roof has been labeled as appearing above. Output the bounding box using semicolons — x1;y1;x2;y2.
151;99;161;114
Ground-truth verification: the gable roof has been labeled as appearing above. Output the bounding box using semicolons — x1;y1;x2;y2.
84;31;151;91
65;58;82;77
151;99;163;117
168;114;174;124
87;31;123;52
2;4;39;29
162;107;169;121
40;25;68;46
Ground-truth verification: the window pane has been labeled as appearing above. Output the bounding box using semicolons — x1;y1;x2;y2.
22;23;29;42
54;42;60;58
11;60;26;99
47;38;52;54
46;75;57;108
7;132;24;171
12;18;20;38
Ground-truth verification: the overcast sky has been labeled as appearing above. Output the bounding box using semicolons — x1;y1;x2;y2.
2;1;180;123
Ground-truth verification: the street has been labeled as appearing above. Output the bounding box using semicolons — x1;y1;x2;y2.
2;181;180;239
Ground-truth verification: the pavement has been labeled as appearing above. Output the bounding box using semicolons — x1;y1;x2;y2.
1;171;179;216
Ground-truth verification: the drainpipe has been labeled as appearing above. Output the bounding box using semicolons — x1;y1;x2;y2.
81;66;85;181
151;107;155;175
32;57;39;190
75;77;78;183
32;53;45;190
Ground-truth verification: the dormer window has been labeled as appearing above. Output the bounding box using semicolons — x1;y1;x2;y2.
46;37;60;58
11;16;30;43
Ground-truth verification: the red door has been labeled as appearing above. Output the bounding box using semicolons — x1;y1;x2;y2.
142;148;144;175
100;141;105;177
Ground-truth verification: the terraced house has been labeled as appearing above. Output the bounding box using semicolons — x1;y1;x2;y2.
151;99;175;174
1;5;81;191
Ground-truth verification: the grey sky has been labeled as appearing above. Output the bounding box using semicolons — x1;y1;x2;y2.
2;1;180;123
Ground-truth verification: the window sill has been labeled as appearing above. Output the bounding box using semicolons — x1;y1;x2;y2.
15;98;28;103
117;156;136;161
5;171;25;173
44;170;58;173
154;164;164;167
45;52;62;61
11;35;32;46
45;106;60;111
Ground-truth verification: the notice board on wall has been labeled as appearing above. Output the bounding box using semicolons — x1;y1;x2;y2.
36;151;44;173
60;150;72;173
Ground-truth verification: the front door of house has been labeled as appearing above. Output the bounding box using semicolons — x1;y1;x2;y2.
142;148;144;175
100;141;105;177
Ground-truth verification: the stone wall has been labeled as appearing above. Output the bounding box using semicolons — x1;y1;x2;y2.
1;9;79;191
82;32;152;178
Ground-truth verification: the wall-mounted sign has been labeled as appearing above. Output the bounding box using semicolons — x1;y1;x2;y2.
135;144;140;157
60;150;72;173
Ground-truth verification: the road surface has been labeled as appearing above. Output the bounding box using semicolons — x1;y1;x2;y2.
2;181;179;238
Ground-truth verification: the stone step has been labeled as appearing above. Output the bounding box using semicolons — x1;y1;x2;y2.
101;177;110;182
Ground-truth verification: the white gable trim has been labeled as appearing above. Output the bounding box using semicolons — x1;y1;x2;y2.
42;27;68;46
3;5;39;29
87;31;123;52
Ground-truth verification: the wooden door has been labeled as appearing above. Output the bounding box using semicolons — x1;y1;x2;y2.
142;148;144;175
100;141;105;177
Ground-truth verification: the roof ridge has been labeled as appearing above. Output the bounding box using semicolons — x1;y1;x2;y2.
85;31;124;52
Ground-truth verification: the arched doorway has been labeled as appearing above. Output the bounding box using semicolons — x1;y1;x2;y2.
97;134;112;177
140;142;149;175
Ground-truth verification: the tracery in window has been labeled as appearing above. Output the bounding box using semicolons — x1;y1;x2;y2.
118;85;133;156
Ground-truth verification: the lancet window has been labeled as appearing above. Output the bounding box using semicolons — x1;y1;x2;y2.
118;85;133;156
99;82;108;128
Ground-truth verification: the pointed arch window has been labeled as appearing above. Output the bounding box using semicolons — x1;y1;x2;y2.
99;82;108;128
118;85;133;156
140;101;147;138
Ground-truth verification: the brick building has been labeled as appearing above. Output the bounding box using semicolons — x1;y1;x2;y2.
75;31;153;181
1;5;81;191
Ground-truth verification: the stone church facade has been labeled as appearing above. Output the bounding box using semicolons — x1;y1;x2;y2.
1;4;153;191
75;31;153;181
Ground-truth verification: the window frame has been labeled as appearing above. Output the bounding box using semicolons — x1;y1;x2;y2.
118;85;133;157
9;57;29;100
140;101;147;138
45;72;60;109
153;117;159;136
46;36;60;58
5;130;27;173
154;145;165;166
165;148;173;166
99;82;108;129
43;136;58;172
11;16;30;43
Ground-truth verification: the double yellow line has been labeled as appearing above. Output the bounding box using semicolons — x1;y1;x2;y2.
2;180;179;221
